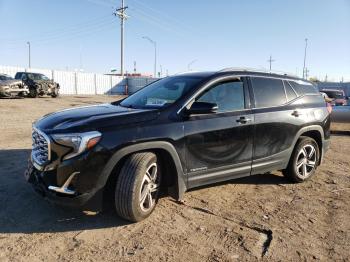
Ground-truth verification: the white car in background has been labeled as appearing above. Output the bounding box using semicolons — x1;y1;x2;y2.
0;73;29;97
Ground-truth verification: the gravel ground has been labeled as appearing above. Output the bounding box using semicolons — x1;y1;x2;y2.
0;96;349;261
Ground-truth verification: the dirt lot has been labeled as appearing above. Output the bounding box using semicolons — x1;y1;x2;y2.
0;96;349;261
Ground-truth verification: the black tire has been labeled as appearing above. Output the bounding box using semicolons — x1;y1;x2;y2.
28;87;38;98
51;88;59;98
115;152;161;222
283;136;320;183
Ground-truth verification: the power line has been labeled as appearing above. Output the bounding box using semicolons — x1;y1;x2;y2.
0;15;113;44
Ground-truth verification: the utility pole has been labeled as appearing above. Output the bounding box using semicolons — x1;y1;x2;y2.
114;0;128;77
302;38;308;79
133;61;137;73
27;41;31;68
267;55;275;71
142;36;157;77
305;67;309;80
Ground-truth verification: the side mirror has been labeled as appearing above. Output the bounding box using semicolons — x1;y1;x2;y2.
186;101;218;115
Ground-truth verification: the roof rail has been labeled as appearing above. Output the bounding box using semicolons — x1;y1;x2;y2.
173;70;200;75
219;67;299;78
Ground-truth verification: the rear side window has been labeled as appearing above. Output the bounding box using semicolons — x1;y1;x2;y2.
284;81;298;101
251;77;287;108
288;80;318;95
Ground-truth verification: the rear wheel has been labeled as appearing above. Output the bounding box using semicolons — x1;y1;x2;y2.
283;136;319;182
114;152;161;222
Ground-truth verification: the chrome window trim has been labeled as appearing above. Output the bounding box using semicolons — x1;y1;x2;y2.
176;75;242;115
176;74;311;115
32;126;51;163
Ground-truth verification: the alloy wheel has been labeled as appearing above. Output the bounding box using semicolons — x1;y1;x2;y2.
139;163;159;212
296;144;317;177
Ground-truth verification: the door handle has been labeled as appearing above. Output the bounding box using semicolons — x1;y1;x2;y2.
236;116;252;124
291;110;302;117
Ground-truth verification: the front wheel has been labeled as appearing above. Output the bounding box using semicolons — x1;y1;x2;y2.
283;136;319;182
51;88;59;98
114;152;161;222
28;87;38;98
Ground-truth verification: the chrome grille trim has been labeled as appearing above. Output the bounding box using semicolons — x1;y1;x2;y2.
32;126;51;165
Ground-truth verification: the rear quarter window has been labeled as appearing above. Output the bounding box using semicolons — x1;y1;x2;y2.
288;80;318;95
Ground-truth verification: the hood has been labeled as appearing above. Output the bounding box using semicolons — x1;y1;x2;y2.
35;103;159;133
0;79;22;86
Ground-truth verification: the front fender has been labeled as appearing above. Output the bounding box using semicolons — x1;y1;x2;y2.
98;141;187;201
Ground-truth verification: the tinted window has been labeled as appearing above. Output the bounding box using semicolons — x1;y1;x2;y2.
15;73;23;79
284;81;298;101
288;80;318;95
197;80;245;112
251;77;286;108
120;76;203;109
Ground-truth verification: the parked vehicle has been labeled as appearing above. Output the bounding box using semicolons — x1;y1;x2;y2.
0;73;29;97
14;72;60;98
25;69;331;222
320;89;347;106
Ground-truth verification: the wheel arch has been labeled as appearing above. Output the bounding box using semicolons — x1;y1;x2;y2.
100;141;186;202
292;125;325;164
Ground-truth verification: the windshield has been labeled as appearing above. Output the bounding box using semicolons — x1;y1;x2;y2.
120;76;204;109
28;73;50;80
323;90;344;99
33;74;50;80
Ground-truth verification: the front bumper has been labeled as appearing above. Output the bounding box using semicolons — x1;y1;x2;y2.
0;86;29;97
24;152;106;210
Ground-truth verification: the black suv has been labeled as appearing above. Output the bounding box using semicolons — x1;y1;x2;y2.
25;69;330;222
15;72;60;98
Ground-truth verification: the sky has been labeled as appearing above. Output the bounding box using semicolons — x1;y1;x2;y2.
0;0;349;81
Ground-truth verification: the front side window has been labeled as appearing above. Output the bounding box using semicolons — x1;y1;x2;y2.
120;76;204;109
251;77;286;108
196;80;245;112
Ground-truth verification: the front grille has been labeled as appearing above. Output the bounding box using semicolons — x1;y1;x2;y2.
32;128;50;165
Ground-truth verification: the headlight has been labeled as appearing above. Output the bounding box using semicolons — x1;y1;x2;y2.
52;131;101;160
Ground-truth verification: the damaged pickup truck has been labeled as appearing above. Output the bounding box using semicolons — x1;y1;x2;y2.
14;72;60;98
0;73;29;97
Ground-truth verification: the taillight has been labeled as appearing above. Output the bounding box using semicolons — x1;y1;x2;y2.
326;102;332;113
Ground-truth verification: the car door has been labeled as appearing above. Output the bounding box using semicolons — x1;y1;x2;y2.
183;77;254;188
249;76;305;175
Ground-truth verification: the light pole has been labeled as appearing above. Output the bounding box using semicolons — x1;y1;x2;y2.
302;38;308;79
142;36;157;77
187;59;197;71
27;41;31;68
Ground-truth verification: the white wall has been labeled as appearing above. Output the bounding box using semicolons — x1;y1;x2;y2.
0;65;124;95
